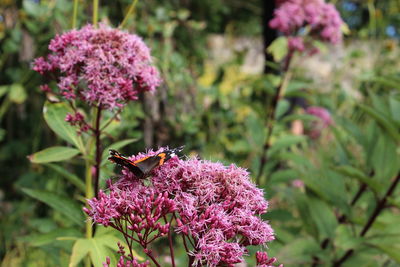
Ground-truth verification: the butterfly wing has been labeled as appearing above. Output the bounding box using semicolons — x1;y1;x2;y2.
108;150;144;178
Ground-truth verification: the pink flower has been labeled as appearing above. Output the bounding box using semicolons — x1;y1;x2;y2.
269;0;343;53
32;24;161;109
292;179;304;188
86;148;276;267
305;106;333;139
65;112;89;133
256;251;282;267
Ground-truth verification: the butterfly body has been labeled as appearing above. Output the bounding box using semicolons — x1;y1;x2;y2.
108;146;184;179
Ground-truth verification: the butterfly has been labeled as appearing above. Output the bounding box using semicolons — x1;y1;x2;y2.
108;146;184;179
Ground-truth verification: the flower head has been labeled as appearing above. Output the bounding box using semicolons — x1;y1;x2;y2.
33;24;161;109
86;148;275;267
305;106;333;139
269;0;343;53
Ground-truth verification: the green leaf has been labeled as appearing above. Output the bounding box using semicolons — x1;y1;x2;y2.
296;193;338;240
43;102;85;152
29;146;80;163
277;238;321;265
367;243;400;264
19;228;82;247
269;135;307;156
69;232;143;267
270;169;298;183
358;103;400;142
275;99;290;119
0;85;9;98
101;138;139;165
21;188;85;226
44;163;85;192
8;84;27;104
389;96;400;125
335;166;383;194
267;36;288;62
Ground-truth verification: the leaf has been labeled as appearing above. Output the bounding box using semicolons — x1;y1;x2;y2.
0;85;9;98
367;243;400;264
270;169;298;183
275;99;290;119
267;36;288;62
44;163;85;192
268;135;307;156
296;193;338;240
19;228;82;247
101;138;139;165
8;84;27;104
29;146;80;163
21;188;85;226
69;232;143;267
335;166;383;194
43;101;85;152
358;103;400;142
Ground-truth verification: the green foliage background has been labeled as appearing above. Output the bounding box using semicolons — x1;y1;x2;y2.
1;0;400;266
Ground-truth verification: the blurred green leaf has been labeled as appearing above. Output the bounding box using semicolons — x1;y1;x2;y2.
44;163;85;192
358;104;400;142
0;85;9;98
43;101;85;152
366;243;400;264
276;99;290;119
19;228;82;247
29;146;80;163
8;84;27;104
267;36;288;62
269;135;307;156
335;166;383;194
21;188;85;226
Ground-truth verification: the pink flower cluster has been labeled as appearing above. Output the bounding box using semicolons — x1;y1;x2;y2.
269;0;343;52
103;244;150;267
256;251;283;267
65;112;90;133
305;106;333;139
84;181;175;266
33;24;161;109
86;148;276;267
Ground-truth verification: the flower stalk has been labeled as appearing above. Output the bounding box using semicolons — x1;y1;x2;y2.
256;49;294;184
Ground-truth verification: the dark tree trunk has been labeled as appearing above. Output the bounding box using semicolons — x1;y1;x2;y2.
262;0;278;74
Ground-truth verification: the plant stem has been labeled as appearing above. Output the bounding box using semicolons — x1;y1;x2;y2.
92;0;99;26
72;0;79;28
256;49;294;184
119;0;139;29
164;215;176;267
144;250;161;267
94;107;102;198
84;159;93;266
333;173;400;267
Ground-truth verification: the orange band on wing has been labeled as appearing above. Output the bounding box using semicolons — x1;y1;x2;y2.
157;153;166;166
133;156;151;164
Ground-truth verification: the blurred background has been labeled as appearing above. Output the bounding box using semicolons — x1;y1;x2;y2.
1;0;400;266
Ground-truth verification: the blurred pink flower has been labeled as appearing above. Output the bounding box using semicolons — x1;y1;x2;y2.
269;0;343;53
305;106;333;139
86;148;276;267
292;179;304;188
33;24;161;110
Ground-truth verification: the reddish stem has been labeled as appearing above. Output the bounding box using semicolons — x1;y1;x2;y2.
94;106;102;198
256;49;294;183
163;215;176;267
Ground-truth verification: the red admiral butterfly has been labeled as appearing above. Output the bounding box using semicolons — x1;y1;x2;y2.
108;146;184;179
